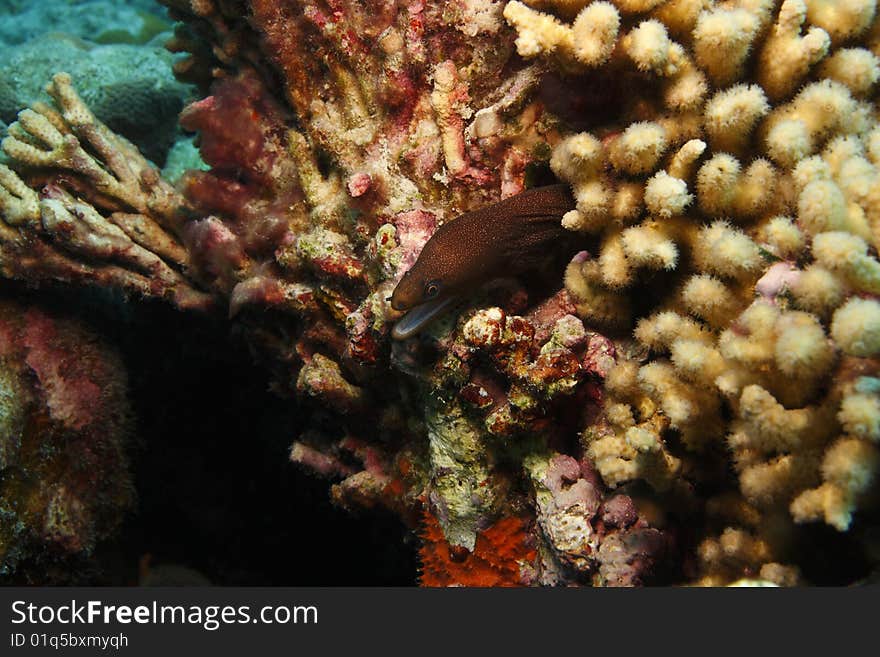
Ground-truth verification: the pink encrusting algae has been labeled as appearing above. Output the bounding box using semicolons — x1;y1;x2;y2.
0;298;132;580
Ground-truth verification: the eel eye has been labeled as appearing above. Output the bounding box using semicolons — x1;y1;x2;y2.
424;280;441;300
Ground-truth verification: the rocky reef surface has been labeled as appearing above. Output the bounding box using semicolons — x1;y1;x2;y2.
1;0;879;586
0;296;132;581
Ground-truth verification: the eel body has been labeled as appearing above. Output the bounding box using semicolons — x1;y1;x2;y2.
391;184;575;339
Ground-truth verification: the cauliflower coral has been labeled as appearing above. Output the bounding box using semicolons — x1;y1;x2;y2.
508;0;880;583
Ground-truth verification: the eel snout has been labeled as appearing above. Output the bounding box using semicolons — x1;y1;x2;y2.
391;295;461;340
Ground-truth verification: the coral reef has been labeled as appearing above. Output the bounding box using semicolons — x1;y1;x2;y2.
0;297;133;582
2;0;879;585
509;0;880;584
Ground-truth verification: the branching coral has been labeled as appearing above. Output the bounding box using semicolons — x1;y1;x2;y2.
157;0;592;563
0;73;211;310
2;0;879;585
507;0;880;583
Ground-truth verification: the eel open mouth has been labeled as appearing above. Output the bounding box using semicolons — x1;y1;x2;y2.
391;295;461;340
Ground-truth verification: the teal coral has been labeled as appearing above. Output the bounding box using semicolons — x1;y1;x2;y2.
0;1;170;47
0;34;191;163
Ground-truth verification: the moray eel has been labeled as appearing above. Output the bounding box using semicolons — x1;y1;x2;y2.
390;184;575;340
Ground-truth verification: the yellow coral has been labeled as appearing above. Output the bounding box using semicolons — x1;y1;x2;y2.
831;297;880;356
790;437;879;530
644;171;692;217
0;164;40;226
804;0;877;44
819;47;880;95
504;0;624;67
670;338;726;385
503;1;573;59
693;221;761;279
693;4;770;87
622;20;682;74
696;155;776;218
681;274;739;329
704;84;770;153
621;224;678;270
571;2;621;66
609;122;668;174
773;311;834;380
790;265;847;316
503;0;880;577
759;216;805;258
838;392;880;441
812;232;880;293
758;0;830;101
